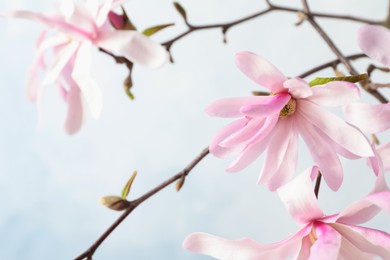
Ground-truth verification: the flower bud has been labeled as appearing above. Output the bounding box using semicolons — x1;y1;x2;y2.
100;195;130;211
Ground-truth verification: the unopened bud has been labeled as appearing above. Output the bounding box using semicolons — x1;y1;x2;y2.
176;176;185;191
100;195;130;211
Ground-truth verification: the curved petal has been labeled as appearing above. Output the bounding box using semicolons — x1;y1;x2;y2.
258;118;292;184
71;42;102;118
298;100;373;157
225;134;271;172
209;118;248;158
266;123;298;191
96;30;168;68
240;93;290;118
5;10;91;40
220;117;266;147
96;0;113;26
184;226;312;260
64;81;83;134
331;223;390;259
339;236;375;260
235;52;287;93
310;223;342;260
357;25;390;68
377;142;390;172
42;41;79;86
336;191;390;225
277;166;324;224
343;102;390;134
183;233;264;260
284;77;312;99
259;117;298;191
296;115;344;191
308;81;360;106
205;96;269;118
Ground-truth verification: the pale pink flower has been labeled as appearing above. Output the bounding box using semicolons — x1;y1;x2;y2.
357;25;390;68
183;166;390;260
207;52;373;191
343;101;390;175
5;0;168;134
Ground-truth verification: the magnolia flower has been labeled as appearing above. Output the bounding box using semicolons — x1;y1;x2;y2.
207;52;373;191
184;166;390;260
357;24;390;68
5;0;168;134
343;101;390;174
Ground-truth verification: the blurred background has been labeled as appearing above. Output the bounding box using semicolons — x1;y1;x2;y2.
0;0;389;259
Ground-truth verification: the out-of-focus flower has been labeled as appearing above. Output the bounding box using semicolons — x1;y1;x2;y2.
207;52;373;191
183;166;390;259
357;25;390;68
5;0;168;134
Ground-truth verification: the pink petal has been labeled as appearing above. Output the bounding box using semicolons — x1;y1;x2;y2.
183;233;264;259
209;118;248;158
6;10;92;40
296;236;311;259
220;118;266;147
338;236;375;259
259;117;298;191
296;115;344;191
336;191;390;225
205;96;269;118
298;100;374;157
25;32;48;102
310;223;342;260
258;118;292;184
357;25;390;68
343;102;390;134
378;143;390;172
277;166;324;224
95;0;113;26
235;52;287;93
96;30;168;69
41;41;79;86
307;81;360;106
224;115;279;171
331;223;390;259
283;77;312;99
184;226;312;260
64;81;83;134
225;135;270;172
240;93;290;118
266;125;298;191
71;42;102;118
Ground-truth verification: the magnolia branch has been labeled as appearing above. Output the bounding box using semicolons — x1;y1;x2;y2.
83;2;390;259
74;147;210;260
298;0;388;104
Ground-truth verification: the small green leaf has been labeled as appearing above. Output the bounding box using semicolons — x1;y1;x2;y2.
173;2;187;21
121;171;138;199
309;74;368;87
143;23;175;36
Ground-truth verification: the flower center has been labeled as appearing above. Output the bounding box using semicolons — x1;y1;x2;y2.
279;98;296;118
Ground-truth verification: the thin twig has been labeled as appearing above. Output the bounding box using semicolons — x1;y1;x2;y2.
298;53;367;78
74;147;210;260
300;0;388;104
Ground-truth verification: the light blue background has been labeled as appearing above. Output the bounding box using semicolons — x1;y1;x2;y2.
0;0;389;259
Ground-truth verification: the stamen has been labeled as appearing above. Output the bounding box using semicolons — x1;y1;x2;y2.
279;98;296;118
309;228;317;244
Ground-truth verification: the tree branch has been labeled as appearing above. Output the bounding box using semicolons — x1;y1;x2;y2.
299;0;388;104
74;147;210;260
